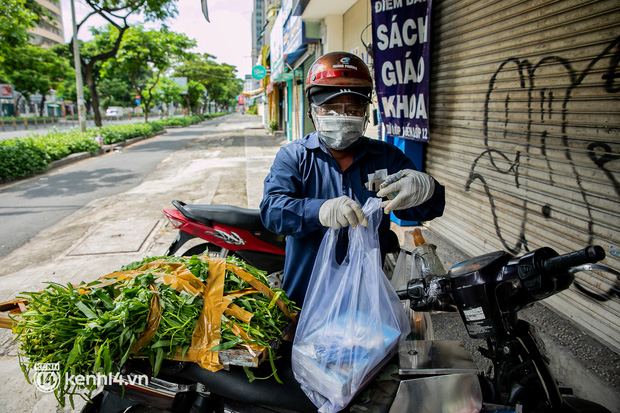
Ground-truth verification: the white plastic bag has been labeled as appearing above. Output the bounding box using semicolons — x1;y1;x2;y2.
292;198;411;413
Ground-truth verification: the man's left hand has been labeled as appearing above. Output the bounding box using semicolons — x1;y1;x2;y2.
376;169;435;214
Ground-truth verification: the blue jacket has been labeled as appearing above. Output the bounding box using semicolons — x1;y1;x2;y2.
259;132;445;306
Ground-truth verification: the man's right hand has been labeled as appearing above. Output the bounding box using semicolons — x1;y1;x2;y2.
319;196;368;230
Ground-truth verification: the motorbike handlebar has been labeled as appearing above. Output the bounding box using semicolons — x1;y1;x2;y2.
395;277;455;312
542;246;605;274
395;246;606;313
396;288;414;301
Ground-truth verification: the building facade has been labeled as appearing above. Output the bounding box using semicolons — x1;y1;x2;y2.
28;0;65;48
7;0;67;117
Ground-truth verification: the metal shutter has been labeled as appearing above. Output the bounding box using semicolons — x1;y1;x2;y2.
425;0;620;350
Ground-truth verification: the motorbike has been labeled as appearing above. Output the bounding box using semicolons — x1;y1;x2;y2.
395;245;612;413
163;200;287;287
80;200;613;413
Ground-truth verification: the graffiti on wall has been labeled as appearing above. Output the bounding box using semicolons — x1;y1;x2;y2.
465;36;620;300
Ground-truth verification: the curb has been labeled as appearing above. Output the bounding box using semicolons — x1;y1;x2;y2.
45;130;169;174
1;129;178;187
0;115;234;187
47;151;94;171
100;129;167;154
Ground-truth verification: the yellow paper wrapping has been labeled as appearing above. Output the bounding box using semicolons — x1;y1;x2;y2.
1;255;297;373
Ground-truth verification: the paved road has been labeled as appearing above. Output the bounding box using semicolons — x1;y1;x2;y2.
0;114;235;258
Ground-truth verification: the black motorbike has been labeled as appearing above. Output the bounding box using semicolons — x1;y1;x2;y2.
397;245;612;413
82;244;612;413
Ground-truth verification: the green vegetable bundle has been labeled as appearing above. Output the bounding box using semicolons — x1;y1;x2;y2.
11;254;298;407
15;273;154;407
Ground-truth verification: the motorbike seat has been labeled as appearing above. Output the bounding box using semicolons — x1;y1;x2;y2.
174;201;268;232
174;341;317;413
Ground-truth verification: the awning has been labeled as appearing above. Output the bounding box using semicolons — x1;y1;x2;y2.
241;88;264;97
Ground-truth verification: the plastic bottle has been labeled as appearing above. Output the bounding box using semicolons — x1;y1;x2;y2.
411;228;446;278
412;228;426;247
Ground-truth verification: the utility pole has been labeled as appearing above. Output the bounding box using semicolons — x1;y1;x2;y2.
70;0;87;132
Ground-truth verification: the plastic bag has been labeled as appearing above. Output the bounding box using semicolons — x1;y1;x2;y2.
390;247;440;340
292;198;411;413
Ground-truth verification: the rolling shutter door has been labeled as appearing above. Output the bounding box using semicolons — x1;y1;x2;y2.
425;0;620;350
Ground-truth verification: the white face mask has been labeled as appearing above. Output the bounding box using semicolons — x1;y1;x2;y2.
311;105;368;150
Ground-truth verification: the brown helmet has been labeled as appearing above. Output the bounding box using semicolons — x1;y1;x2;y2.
305;51;372;105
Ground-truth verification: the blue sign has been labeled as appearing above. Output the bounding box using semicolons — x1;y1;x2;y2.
252;65;267;80
372;0;432;142
283;15;304;55
135;99;141;105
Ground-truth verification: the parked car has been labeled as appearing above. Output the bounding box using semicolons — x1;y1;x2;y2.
105;107;123;119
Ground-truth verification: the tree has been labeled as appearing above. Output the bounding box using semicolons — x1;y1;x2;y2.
184;80;206;115
0;0;35;65
98;77;134;109
174;54;242;114
152;77;184;116
100;25;195;121
51;44;91;114
68;0;178;126
3;44;72;116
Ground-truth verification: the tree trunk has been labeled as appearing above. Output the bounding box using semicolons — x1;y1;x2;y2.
84;64;102;127
142;94;149;122
39;95;46;117
14;95;22;117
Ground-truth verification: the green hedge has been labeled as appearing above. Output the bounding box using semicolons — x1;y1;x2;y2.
99;122;164;145
0;115;215;181
0;130;100;180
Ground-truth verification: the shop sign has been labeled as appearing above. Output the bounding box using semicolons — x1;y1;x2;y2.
270;11;285;80
281;0;292;22
283;15;304;56
252;65;267;80
171;77;188;94
372;0;432;142
0;84;14;98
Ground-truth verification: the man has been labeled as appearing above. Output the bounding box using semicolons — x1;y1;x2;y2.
260;51;445;306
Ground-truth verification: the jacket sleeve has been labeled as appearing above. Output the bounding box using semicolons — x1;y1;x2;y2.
259;146;325;238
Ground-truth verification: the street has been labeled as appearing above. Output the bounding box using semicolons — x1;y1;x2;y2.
0;112;280;412
0;114;233;259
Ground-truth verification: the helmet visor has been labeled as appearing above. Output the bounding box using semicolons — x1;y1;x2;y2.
308;87;371;106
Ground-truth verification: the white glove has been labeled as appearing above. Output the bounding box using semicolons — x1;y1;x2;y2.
376;169;435;214
319;196;368;230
